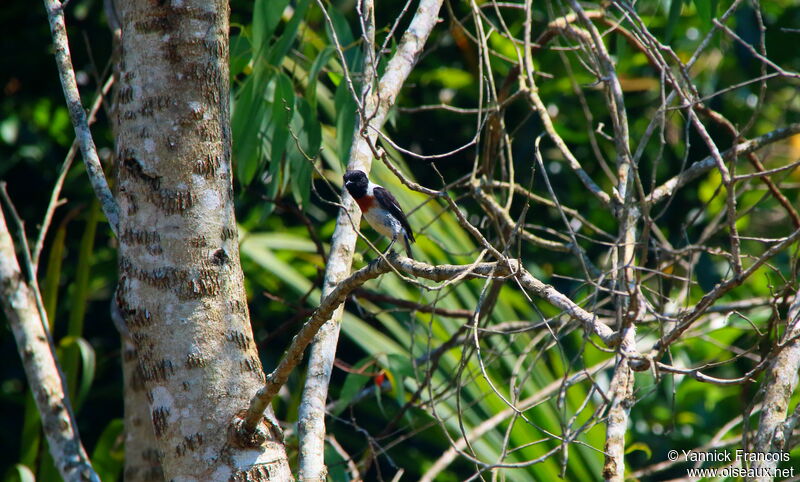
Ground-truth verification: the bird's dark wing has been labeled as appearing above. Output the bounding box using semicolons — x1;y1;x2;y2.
373;186;414;242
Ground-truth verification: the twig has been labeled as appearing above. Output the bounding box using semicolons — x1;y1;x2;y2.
713;19;800;80
648;123;800;204
485;180;612;238
42;0;118;236
353;288;474;318
326;435;361;481
33;75;115;268
235;252;622;442
523;87;613;209
420;360;612;481
697;104;800;229
0;185;51;339
472;188;569;252
653;226;800;353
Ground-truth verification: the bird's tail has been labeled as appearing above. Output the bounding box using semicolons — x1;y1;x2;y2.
403;233;414;258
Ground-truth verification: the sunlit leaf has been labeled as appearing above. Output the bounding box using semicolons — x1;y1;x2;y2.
264;72;295;202
420;67;473;89
252;0;289;55
268;0;310;66
6;464;35;482
60;336;96;410
287;97;321;208
306;46;334;109
230;33;252;80
330;359;373;416
233;78;268;186
625;442;652;459
64;202;99;409
335;80;357;164
665;0;683;42
91;419;125;482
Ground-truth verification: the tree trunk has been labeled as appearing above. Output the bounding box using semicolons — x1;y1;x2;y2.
121;338;164;481
114;1;290;478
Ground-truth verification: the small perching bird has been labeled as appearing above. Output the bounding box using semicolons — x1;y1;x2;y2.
343;169;415;257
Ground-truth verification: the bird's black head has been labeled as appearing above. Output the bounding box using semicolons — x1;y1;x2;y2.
343;170;368;198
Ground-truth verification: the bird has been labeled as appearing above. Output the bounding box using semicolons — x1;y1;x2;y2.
343;169;415;257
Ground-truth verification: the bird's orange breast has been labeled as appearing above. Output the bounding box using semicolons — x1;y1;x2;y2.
355;195;375;212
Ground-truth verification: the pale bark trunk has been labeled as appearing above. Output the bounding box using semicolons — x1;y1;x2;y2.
0;211;97;481
750;289;800;481
296;1;444;478
602;327;636;482
114;1;290;479
121;338;164;481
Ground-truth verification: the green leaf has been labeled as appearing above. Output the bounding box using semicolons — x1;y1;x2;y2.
489;31;519;59
267;0;310;66
664;0;683;42
625;442;652;459
694;0;716;31
260;73;295;209
240;228;313;294
37;449;59;482
330;360;373;416
385;353;414;408
19;393;41;471
252;0;289;55
49;107;71;146
324;443;351;481
420;67;473;89
230;33;252;80
325;5;362;77
42;217;69;327
268;73;295;168
64;202;99;408
243;232;318;252
6;464;35;482
324;6;354;51
91;419;125;482
335;80;356;164
327;71;342;87
306;46;334;109
233;77;268;186
32;98;52;130
60;336;96;410
286;97;321;208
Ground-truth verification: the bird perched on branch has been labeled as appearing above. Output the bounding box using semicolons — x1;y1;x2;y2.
343;170;415;257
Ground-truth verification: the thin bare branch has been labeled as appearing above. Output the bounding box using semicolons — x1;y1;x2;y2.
33;75;115;268
42;0;118;235
648;123;800;204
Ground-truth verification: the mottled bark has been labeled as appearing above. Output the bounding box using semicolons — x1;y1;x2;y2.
750;289;800;481
114;1;290;479
602;327;636;482
0;210;98;482
121;338;164;481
